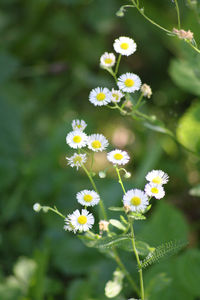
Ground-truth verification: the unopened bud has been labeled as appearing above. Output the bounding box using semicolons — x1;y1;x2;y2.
42;206;49;213
124;171;131;179
33;203;41;212
141;84;152;99
99;220;109;232
124;100;133;109
124;204;131;213
172;28;193;41
99;171;106;178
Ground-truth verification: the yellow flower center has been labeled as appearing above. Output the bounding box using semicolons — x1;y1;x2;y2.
83;194;93;202
112;93;119;100
73;156;82;164
124;79;134;87
73;135;82;143
91;140;102;149
77;215;87;224
114;153;123;160
152;176;162;184
120;42;129;50
96;92;106;101
131;196;141;206
151;187;159;194
104;58;113;64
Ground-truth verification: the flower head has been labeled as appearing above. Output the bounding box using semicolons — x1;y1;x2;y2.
100;52;116;68
66;153;87;170
107;149;130;165
123;189;149;212
117;73;141;93
113;36;137;56
146;170;169;185
141;83;152;99
145;183;165;199
66;130;88;149
76;190;100;207
110;89;124;103
89;87;111;106
87;133;109;152
64;214;77;234
72;119;87;131
70;209;94;232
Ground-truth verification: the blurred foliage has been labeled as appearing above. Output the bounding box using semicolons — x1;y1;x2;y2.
0;0;200;299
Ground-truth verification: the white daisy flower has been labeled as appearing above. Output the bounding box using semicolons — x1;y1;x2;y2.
100;52;116;68
107;149;130;165
64;214;77;234
123;189;149;212
117;73;141;93
146;170;169;185
66;130;88;149
145;183;165;199
113;36;137;56
66;153;87;170
89;87;111;106
70;209;94;232
110;89;124;103
76;190;100;207
72;119;87;131
87;134;109;152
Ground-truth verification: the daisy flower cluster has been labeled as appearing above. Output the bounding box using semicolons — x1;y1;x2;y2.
123;170;169;213
89;36;152;109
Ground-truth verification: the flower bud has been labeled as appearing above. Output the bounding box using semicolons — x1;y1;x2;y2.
141;84;152;99
172;28;193;41
99;171;106;178
99;220;109;232
124;171;131;179
33;203;41;212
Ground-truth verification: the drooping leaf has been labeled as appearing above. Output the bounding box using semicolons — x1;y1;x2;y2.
176;102;200;153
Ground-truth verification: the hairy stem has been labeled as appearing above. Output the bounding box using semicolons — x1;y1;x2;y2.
174;0;181;29
81;163;107;220
130;219;145;300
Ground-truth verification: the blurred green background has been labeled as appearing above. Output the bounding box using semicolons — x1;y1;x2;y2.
0;0;200;299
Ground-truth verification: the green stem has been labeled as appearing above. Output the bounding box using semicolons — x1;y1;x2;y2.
44;206;66;219
112;247;140;295
174;0;181;29
131;0;171;34
130;219;145;300
81;163;107;220
115;166;126;194
133;93;144;111
115;54;121;76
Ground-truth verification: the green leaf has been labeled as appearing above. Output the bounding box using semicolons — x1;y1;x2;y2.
108;206;124;212
169;58;200;96
129;212;146;220
177;249;200;297
136;241;155;257
189;184;200;197
176;102;200;153
105;269;124;298
109;219;126;231
144;120;174;137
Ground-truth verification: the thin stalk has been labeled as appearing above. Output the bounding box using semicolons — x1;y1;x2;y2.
131;0;171;34
81;163;107;220
44;206;66;219
115;166;126;194
130;219;145;300
115;54;122;76
133;93;144;111
112;247;140;295
174;0;181;29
